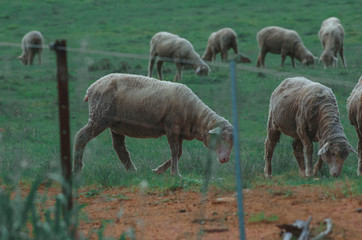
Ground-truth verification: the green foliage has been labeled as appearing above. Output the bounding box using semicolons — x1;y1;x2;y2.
0;0;361;192
248;211;279;223
0;176;81;240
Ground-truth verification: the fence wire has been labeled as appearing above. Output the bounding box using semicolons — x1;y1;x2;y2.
1;40;361;240
1;41;359;88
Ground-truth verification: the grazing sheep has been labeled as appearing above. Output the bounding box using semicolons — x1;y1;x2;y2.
318;17;346;68
74;73;233;177
264;77;356;178
346;76;362;176
256;26;316;68
17;31;43;66
203;28;242;62
148;32;210;82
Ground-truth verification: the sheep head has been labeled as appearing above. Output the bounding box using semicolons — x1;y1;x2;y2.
318;141;357;177
195;64;210;77
17;55;28;65
319;52;338;68
302;53;316;66
206;123;234;164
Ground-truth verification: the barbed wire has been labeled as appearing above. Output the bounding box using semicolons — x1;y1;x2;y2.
0;41;360;88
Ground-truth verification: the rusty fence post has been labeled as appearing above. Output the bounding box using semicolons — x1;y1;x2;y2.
51;40;73;209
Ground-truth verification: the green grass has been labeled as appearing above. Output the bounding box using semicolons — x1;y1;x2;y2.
0;0;361;191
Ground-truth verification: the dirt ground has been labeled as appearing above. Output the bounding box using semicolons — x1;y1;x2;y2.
67;183;362;240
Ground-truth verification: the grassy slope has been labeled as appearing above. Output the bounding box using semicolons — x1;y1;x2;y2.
0;0;361;189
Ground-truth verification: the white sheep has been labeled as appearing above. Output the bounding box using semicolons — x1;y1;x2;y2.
202;28;240;62
346;76;362;176
148;32;210;82
74;73;234;177
264;77;356;178
17;31;43;66
256;26;316;68
318;17;346;68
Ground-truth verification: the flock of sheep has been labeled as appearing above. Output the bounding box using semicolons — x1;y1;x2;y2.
18;17;362;178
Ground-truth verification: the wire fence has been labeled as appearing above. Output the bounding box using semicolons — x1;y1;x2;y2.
1;40;361;240
2;40;359;89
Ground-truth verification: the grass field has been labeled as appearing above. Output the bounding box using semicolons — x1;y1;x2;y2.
0;0;361;191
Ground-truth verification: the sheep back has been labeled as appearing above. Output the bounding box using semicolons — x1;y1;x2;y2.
269;77;340;141
257;26;302;55
18;31;43;65
150;32;201;63
347;76;362;134
202;28;238;61
85;73;225;140
318;17;346;67
256;26;314;67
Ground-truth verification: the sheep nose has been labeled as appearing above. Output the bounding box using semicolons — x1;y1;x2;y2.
219;157;229;163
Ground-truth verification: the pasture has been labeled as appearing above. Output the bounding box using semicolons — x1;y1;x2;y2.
0;0;361;239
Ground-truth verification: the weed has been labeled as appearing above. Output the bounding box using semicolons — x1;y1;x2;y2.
248;211;279;223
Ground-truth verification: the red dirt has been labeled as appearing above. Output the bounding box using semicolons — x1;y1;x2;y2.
63;184;362;240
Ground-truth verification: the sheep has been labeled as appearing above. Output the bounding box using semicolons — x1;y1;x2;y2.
318;17;346;68
73;73;233;177
264;77;356;178
148;32;210;82
346;76;362;176
17;31;43;66
256;26;316;68
202;28;251;63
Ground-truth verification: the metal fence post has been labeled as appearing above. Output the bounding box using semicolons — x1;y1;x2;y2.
230;60;246;240
51;40;72;209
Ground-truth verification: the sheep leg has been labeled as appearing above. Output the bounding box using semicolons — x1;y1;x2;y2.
231;41;239;54
297;128;314;176
290;57;296;68
156;60;164;80
29;51;35;66
221;51;228;62
111;131;137;171
38;49;42;65
212;50;216;61
292;139;306;177
152;159;171;174
153;138;183;175
73;121;107;173
313;156;324;177
257;49;267;67
264;124;281;177
280;54;287;67
148;56;156;77
174;63;182;82
357;131;362;176
339;45;346;68
167;135;183;177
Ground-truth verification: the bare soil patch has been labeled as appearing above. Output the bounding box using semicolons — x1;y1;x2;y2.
66;184;362;240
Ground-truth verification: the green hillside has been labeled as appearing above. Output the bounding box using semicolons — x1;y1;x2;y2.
0;0;361;189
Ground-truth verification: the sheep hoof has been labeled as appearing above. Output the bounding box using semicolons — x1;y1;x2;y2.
299;170;307;178
264;173;272;178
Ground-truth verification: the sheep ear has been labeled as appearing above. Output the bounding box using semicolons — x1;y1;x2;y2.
333;56;338;62
318;142;330;155
313;56;318;61
17;56;23;60
195;66;201;74
209;127;222;136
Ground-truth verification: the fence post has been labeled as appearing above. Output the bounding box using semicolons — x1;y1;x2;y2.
230;61;246;240
51;40;72;209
